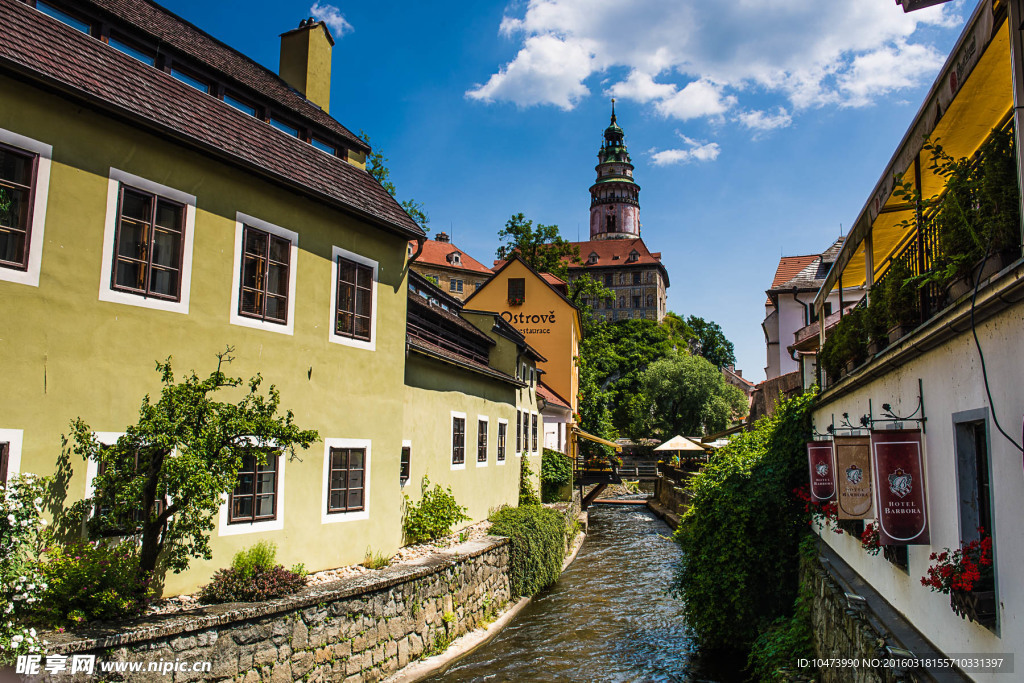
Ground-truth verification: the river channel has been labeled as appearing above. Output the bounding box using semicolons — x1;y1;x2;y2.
426;504;741;682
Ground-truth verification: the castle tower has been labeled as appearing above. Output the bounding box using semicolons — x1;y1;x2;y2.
589;99;641;240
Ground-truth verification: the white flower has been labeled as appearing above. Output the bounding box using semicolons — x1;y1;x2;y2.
6;515;13;523
29;628;36;637
33;497;42;505
39;519;47;526
11;634;22;643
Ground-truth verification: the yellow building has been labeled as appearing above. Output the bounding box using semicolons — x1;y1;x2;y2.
465;255;582;416
0;0;532;595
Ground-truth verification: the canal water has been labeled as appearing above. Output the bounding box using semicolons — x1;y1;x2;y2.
427;504;740;682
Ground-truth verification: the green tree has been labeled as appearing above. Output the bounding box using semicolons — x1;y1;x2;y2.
361;131;429;229
568;275;617;451
496;213;580;278
686;315;736;369
68;349;319;582
672;391;816;652
634;352;748;437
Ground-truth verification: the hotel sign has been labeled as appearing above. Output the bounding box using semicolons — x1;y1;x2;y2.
834;436;873;520
806;442;836;502
870;430;930;545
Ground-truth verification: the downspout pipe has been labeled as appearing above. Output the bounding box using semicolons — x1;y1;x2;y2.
791;287;812;327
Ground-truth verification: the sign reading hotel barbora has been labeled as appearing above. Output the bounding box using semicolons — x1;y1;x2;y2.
834;436;873;520
870;430;929;545
806;442;836;502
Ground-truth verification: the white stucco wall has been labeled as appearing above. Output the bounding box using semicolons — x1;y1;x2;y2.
812;302;1024;680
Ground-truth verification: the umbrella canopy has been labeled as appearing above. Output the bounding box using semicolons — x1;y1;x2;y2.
653;435;707;452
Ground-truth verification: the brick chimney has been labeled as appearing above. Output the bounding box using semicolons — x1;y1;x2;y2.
435;232;450;243
279;18;334;113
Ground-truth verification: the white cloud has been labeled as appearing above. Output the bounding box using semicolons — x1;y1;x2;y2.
466;35;595;110
650;136;720;166
310;2;353;39
468;0;961;125
737;107;793;133
654;79;737;121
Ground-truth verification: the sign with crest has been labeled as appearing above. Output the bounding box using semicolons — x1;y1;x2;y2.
806;442;836;502
870;430;929;545
834;436;873;520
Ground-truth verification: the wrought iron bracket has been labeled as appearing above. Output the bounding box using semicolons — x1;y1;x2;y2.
865;378;928;433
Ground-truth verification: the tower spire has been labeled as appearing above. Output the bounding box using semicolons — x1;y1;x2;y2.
589;103;640;240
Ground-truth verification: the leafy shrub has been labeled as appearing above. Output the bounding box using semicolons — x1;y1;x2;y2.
231;540;277;579
199;541;305;604
198;565;305;604
881;258;918;330
1;474;49;661
34;541;153;628
518;455;540;507
672;390;815;652
541;449;573;503
489;505;567;598
402;476;471;545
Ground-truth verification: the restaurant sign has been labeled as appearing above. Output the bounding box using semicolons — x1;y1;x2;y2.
870;430;929;545
834;436;873;520
806;441;836;502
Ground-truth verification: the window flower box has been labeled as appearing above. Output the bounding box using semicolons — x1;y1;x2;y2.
950;589;997;627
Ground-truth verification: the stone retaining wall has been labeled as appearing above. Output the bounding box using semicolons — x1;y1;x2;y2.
653;475;691;518
35;537;512;683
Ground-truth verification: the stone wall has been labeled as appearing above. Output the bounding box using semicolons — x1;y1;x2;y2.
802;546;952;683
36;537;512;683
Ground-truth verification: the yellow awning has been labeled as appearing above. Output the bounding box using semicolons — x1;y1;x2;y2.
571;427;622;451
816;7;1012;304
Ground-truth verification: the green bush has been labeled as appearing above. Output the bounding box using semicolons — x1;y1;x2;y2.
672;390;815;652
518;455;540;507
231;540;277;580
402;476;471;544
199;565;305;604
540;448;573;503
746;535;817;681
489;505;568;598
34;541;153;627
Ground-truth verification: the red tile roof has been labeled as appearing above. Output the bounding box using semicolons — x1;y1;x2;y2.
541;273;566;285
0;0;423;238
415;239;493;274
771;255;819;288
537;381;571;410
83;0;367;152
567;238;663;267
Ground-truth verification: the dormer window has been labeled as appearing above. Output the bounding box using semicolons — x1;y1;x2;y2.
627;250;639;263
587;252;599;265
448;251;462;266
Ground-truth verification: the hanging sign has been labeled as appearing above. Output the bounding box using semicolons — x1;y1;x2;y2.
834;436;873;520
806;441;836;502
870;429;930;545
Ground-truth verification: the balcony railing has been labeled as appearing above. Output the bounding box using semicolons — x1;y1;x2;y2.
821;118;1022;387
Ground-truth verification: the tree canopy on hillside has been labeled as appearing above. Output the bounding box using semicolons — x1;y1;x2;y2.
632;353;749;438
686;315;736;369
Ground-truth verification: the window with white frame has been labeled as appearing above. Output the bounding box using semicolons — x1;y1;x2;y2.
0;131;50;286
497;419;507;463
477;418;488;464
452;413;466;467
532;413;538;452
229;213;298;335
330;246;378;350
100;169;196;313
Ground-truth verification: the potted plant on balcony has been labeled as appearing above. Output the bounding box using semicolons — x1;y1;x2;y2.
923;130;1021;303
921;530;995;628
881;259;918;344
865;292;889;356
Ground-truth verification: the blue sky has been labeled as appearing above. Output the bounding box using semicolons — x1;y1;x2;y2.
162;0;969;382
